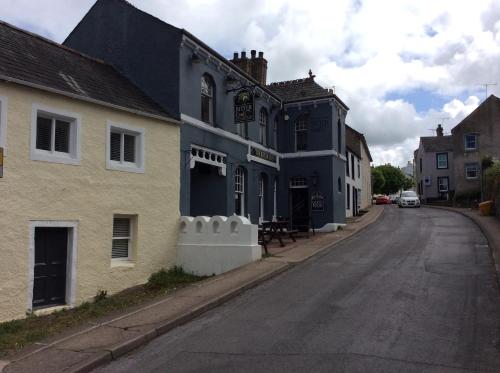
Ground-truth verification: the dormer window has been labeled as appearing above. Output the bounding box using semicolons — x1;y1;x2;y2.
201;74;214;124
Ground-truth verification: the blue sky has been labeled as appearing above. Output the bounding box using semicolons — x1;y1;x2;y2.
1;0;499;166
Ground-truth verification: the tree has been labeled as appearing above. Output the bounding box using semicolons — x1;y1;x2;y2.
372;167;386;194
373;164;408;195
402;176;414;191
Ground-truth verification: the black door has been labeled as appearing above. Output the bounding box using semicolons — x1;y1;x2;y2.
353;186;358;216
290;188;309;231
33;227;68;309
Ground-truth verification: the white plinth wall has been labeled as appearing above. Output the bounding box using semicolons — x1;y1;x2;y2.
176;215;261;276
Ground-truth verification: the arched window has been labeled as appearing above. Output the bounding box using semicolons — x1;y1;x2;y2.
259;108;268;146
295;115;308;151
259;173;267;223
234;166;245;216
201;74;214;124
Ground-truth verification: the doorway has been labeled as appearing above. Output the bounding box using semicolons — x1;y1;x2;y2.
32;227;68;309
290;187;309;231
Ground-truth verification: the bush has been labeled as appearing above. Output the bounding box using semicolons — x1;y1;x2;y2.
146;266;200;290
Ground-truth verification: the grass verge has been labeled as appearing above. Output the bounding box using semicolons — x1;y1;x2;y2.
0;266;204;357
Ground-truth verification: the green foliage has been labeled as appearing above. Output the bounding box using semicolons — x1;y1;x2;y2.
484;160;500;202
94;290;108;303
372;167;386;194
402;176;414;190
373;164;409;195
146;266;201;290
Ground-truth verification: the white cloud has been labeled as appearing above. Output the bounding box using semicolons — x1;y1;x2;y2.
1;0;500;166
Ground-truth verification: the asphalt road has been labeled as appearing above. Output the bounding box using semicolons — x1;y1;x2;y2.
96;206;500;372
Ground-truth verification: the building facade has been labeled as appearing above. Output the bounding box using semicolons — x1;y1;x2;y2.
0;22;180;321
414;125;454;202
64;0;350;231
451;95;500;201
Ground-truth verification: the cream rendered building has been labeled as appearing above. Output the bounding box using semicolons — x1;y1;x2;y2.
0;22;180;321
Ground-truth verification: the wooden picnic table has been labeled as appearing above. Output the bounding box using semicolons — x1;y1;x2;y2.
258;220;298;253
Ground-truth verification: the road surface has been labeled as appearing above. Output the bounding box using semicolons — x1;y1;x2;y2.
96;206;500;372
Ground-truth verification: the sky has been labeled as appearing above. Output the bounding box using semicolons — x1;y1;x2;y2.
2;0;500;167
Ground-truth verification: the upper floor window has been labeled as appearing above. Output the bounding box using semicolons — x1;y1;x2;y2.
465;163;479;179
464;134;477;151
295;115;308;151
259;108;268;146
337;118;342;152
201;74;214;125
351;154;355;180
357;160;361;178
106;121;145;173
419;158;422;173
436;153;448;169
273;117;278;150
30;105;81;165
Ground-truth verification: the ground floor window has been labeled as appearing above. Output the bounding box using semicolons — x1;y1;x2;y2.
234;166;245;216
346;183;350;209
259;175;265;223
465;163;479;179
438;177;449;192
112;216;132;260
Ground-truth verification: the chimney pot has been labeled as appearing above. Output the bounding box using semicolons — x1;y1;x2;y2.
241;51;247;59
258;51;264;58
251;50;256;58
436;124;444;136
233;52;238;59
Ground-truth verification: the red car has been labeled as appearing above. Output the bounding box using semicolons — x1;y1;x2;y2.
375;195;391;205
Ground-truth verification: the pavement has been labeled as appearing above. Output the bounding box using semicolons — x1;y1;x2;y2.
427;205;500;275
93;205;500;373
2;205;383;373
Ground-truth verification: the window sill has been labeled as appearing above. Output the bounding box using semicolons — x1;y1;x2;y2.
31;150;80;165
111;260;135;268
106;161;144;174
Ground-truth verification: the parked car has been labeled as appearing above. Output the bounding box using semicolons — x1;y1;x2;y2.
399;191;421;208
389;194;399;204
376;195;391;205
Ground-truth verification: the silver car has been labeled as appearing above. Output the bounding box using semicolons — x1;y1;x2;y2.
399;191;421;208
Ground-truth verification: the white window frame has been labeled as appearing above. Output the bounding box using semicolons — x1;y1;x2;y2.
438;177;449;192
111;215;133;262
464;134;478;151
436;153;448;169
106;121;145;173
295;117;308;152
27;220;78;312
0;95;8;152
259;177;265;223
234;166;245;216
465;164;479;180
30;104;81;165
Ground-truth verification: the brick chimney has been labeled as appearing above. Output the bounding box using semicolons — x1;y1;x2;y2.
230;50;268;85
436;124;443;137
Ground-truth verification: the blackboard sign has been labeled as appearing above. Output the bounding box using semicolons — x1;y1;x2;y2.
234;88;255;123
311;191;324;211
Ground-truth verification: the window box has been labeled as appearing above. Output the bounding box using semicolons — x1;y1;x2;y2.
106;121;145;173
30;105;81;165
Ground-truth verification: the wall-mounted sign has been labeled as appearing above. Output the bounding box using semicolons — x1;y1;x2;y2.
234;88;255;123
250;146;277;163
0;147;3;178
311;191;324;211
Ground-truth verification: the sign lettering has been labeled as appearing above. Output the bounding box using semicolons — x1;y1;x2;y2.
250;147;277;163
234;88;255;123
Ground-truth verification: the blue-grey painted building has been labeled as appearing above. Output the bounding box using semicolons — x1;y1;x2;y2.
64;0;349;230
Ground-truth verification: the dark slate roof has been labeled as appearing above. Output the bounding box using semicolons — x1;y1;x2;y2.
421;135;453;152
267;76;349;109
0;20;172;120
346;124;373;161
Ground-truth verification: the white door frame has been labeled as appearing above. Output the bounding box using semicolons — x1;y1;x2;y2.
27;220;78;312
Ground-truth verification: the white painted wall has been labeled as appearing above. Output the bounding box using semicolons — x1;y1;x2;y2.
177;215;261;276
345;150;363;218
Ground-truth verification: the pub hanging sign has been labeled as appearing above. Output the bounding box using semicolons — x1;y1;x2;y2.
234;88;255;123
